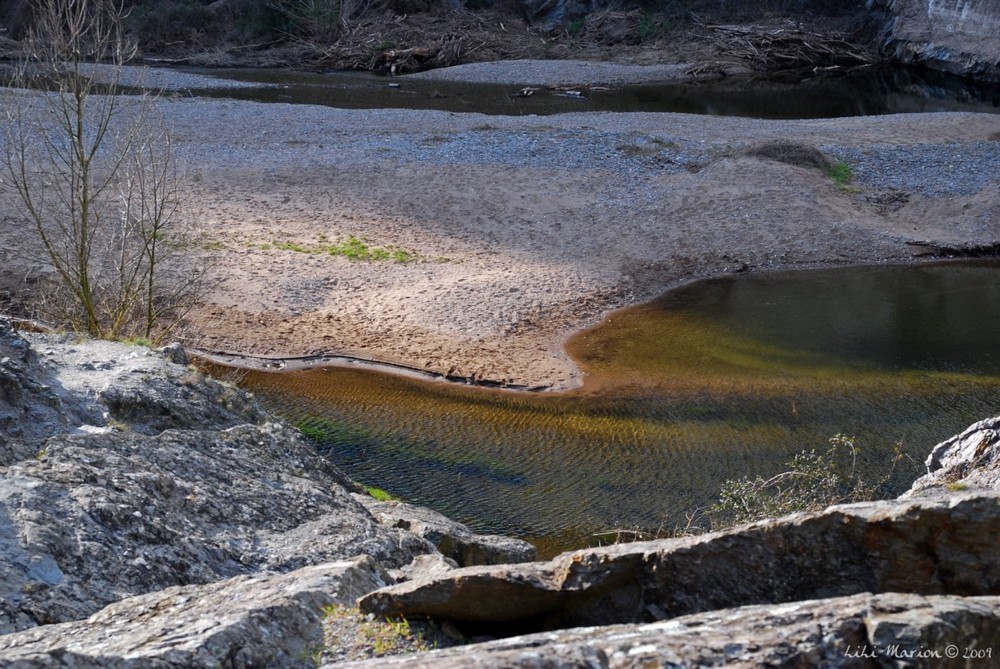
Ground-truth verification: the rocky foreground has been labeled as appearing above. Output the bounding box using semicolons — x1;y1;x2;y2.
0;316;998;667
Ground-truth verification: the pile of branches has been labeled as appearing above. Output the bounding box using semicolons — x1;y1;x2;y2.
706;23;876;71
311;10;541;73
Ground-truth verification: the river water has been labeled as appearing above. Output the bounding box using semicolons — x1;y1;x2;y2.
189;63;1000;556
185;64;1000;118
235;261;1000;557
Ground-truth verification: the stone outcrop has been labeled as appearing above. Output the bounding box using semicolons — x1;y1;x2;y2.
0;421;429;634
4;315;1000;668
354;495;537;568
869;0;1000;79
905;415;1000;497
0;557;388;669
0;319;267;449
359;493;1000;631
338;592;1000;668
0;319;527;636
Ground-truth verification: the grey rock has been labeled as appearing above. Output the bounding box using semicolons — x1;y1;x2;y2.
871;0;1000;80
0;557;389;669
389;553;459;584
156;341;189;366
354;494;537;567
905;415;1000;498
0;318;267;446
334;592;1000;668
359;493;1000;630
0;423;426;634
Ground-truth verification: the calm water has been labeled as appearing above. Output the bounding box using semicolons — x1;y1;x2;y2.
183;65;1000;118
233;261;1000;557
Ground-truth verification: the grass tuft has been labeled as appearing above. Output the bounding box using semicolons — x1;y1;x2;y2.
263;236;422;262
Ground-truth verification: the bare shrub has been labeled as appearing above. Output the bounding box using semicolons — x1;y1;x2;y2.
1;0;200;341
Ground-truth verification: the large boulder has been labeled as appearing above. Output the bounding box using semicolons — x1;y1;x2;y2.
0;319;436;633
0;557;389;669
359;493;1000;631
337;592;1000;668
869;0;1000;79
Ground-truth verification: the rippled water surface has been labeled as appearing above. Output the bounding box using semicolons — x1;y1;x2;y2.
234;261;1000;557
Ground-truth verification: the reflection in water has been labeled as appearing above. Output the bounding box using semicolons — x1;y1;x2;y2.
185;65;1000;118
232;262;1000;557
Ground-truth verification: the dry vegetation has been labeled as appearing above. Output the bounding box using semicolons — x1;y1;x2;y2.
0;0;882;73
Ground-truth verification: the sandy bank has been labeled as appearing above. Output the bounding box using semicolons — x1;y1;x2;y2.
1;66;998;389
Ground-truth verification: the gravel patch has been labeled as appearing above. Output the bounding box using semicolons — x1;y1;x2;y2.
826;142;1000;197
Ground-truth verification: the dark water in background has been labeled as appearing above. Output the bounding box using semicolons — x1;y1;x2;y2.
182;65;1000;118
233;261;1000;557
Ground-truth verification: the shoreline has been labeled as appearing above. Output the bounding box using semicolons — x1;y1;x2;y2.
191;253;1000;394
1;63;999;390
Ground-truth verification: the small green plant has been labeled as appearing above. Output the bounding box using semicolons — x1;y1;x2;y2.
298;642;326;667
945;481;970;492
827;161;855;190
364;485;396;502
271;240;315;254
122;336;154;348
322;604;440;660
198;238;225;251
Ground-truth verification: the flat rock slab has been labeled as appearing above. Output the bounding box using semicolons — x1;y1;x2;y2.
360;493;1000;631
0;558;387;669
336;592;1000;668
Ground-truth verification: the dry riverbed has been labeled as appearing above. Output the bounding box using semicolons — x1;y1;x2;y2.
2;62;999;389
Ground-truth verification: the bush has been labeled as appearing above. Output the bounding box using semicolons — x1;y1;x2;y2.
710;434;907;527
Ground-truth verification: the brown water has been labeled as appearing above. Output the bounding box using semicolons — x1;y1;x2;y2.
233;261;1000;557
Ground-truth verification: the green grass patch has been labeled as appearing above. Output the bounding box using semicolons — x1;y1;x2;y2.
271;240;316;254
121;337;154;348
826;161;856;191
263;235;422;262
364;485;397;502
